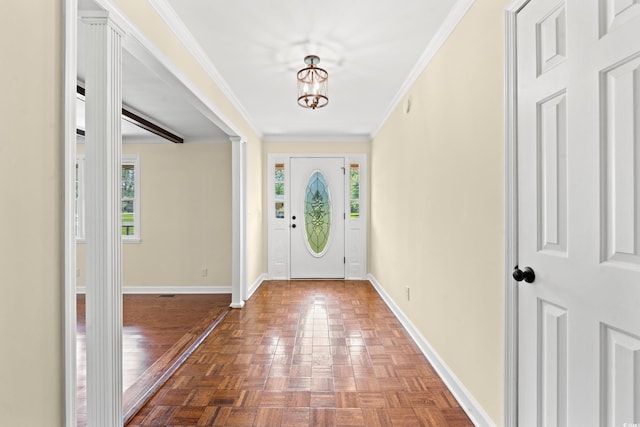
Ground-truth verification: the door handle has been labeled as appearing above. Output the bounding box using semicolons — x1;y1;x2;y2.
513;265;535;283
291;224;297;229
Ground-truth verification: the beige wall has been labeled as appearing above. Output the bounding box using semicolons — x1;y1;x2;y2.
263;141;371;154
0;0;64;424
370;0;508;424
76;142;232;288
111;0;265;286
247;138;265;284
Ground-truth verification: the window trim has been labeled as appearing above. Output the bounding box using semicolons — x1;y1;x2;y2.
75;154;141;243
121;155;141;243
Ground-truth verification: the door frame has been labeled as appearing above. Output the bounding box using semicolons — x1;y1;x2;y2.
267;153;368;280
63;2;78;426
504;1;531;426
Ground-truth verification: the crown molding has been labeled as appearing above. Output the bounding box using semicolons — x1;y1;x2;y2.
371;0;477;139
147;0;262;139
87;0;249;141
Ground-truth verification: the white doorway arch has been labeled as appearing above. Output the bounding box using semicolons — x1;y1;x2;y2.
63;1;248;424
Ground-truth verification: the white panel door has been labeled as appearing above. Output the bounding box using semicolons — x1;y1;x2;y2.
516;1;640;425
290;157;345;279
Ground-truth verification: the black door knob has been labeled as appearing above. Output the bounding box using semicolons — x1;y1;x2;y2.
513;265;535;283
292;215;297;220
291;224;297;228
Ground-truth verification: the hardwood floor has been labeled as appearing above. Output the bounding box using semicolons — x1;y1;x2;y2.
127;280;473;426
77;293;231;426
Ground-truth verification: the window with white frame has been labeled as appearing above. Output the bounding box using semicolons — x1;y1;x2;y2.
75;155;141;242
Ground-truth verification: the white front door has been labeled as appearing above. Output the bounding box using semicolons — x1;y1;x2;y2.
290;157;345;278
516;1;640;425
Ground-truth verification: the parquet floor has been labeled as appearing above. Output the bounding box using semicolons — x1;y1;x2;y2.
127;280;473;426
77;293;231;426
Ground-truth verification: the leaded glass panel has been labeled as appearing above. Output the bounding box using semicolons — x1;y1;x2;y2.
304;171;331;255
275;163;285;218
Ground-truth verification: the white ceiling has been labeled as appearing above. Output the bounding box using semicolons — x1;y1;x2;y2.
77;20;230;143
78;0;467;142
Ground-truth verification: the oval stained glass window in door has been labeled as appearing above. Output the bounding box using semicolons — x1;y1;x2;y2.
304;171;331;255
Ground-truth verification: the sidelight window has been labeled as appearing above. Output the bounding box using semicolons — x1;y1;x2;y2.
350;164;360;218
275;163;285;218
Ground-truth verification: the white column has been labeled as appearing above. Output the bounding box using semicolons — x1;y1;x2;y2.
230;136;246;308
240;139;247;300
81;12;124;427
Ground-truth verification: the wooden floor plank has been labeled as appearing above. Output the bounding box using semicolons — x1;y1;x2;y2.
76;293;230;426
126;280;474;426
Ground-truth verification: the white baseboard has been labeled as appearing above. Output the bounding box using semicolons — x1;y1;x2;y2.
75;286;232;294
247;273;267;300
367;274;496;427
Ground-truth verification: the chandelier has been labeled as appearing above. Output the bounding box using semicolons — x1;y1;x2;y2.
297;55;328;109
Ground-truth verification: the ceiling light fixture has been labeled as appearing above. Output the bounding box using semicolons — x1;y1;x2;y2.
297;55;328;109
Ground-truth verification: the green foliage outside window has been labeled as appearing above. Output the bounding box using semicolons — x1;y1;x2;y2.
275;163;285;218
350;165;360;218
122;165;135;235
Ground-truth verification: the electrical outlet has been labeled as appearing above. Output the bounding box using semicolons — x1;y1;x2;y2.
405;286;410;301
202;268;208;277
